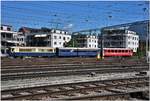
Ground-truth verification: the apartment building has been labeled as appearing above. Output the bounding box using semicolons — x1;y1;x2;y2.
100;29;139;52
19;27;71;48
1;24;25;55
73;33;98;48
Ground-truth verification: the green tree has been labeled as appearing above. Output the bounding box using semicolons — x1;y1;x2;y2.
64;38;78;47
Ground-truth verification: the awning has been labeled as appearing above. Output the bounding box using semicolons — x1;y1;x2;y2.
34;34;47;37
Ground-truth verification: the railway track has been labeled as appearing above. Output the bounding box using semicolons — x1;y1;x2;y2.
1;76;149;100
2;57;147;67
2;61;147;69
2;65;148;80
2;63;148;72
2;63;148;73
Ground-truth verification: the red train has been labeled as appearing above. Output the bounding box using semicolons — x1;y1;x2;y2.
104;48;133;57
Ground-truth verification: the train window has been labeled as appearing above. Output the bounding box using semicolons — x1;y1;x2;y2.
108;50;110;52
122;50;124;52
115;50;117;52
39;49;46;52
47;49;53;52
119;50;121;52
111;50;114;52
38;49;52;52
19;49;35;52
125;50;128;52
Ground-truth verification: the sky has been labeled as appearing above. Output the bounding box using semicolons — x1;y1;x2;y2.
1;1;149;31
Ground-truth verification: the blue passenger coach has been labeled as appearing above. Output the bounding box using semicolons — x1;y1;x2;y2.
56;47;100;57
77;48;100;57
56;47;78;57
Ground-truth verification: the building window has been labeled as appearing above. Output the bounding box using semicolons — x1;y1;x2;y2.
89;39;91;42
2;34;5;38
128;42;130;45
128;36;130;39
54;42;57;45
67;37;70;40
1;27;3;30
59;42;61;45
7;27;11;31
132;37;134;40
95;40;96;43
54;36;57;39
63;37;66;40
89;45;91;47
95;45;96;47
59;36;61;39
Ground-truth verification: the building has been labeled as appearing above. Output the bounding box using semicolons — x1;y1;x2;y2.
19;27;71;48
101;20;149;41
1;24;25;55
73;32;98;48
13;32;26;46
100;29;139;52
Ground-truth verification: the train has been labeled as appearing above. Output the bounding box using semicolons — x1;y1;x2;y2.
8;46;133;58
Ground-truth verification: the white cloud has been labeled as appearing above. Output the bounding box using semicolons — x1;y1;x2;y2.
64;23;74;29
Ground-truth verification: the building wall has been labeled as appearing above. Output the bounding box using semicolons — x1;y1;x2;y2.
73;34;98;48
13;32;26;46
51;33;71;48
87;36;98;48
125;33;139;52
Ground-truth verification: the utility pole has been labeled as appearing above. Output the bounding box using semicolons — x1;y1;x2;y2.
100;29;104;59
142;7;148;61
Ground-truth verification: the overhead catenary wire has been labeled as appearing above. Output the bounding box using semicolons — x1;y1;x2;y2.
1;1;149;31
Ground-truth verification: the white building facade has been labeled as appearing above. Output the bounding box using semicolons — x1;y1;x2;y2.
86;35;98;48
50;29;71;48
73;33;98;48
125;30;139;52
